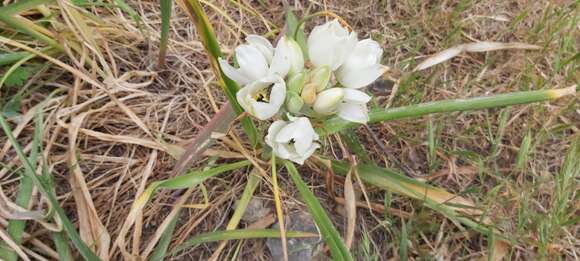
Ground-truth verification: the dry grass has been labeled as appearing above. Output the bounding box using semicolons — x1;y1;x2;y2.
0;0;578;260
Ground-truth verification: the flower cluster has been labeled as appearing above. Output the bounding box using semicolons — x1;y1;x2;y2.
219;19;387;164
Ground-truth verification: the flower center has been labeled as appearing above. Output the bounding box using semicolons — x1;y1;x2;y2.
253;89;270;103
289;138;296;145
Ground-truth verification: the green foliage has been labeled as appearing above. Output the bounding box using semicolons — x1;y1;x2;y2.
3;66;31;88
285;161;353;261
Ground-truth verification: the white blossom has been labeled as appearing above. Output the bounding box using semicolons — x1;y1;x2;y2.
265;116;320;164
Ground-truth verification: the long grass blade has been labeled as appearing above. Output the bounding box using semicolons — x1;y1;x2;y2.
0;115;101;261
322;86;576;135
150;216;179;261
285;161;353;261
208;170;261;260
52;232;73;261
172;229;317;255
0;109;42;261
178;0;258;146
331;160;503;237
0;0;53;16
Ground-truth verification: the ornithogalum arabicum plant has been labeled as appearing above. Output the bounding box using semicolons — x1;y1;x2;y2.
219;19;389;164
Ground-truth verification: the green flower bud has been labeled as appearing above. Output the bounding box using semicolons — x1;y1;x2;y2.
309;66;331;92
287;72;306;93
285;91;304;114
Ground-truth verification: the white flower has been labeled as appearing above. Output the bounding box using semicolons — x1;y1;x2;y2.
307;19;358;71
266;116;320;165
219;35;303;86
336;39;387;89
271;37;304;77
236;74;286;120
337;89;371;123
312;87;344;115
312;88;371;124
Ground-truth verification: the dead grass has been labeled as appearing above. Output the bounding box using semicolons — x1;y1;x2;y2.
0;0;578;260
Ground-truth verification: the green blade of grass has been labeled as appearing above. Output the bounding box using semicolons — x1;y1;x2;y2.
150;216;179;261
322;87;576;135
0;114;101;261
52;232;73;261
0;0;53;16
331;160;505;238
180;0;258;147
171;229;317;255
208;169;261;260
0;52;30;66
112;0;142;29
157;0;172;67
0;108;43;261
0;15;62;50
285;161;353;261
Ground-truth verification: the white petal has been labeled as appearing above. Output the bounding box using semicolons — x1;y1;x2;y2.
235;45;269;81
269;37;292;78
265;120;287;148
313;87;344;115
219;58;251;86
289;143;320;165
341;39;383;69
275;122;299;143
287;38;304;76
329;31;358;71
249;75;286;120
235;85;254;114
252;102;279;120
268;76;286;108
337;64;386;89
275;143;293;159
307;20;357;70
343;89;371;104
338;103;369;124
336;38;385;88
246;34;274;63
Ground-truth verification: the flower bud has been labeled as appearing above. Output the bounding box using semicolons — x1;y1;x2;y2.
301;83;318;105
308;66;331;92
313;88;345;115
285;91;304;114
285;38;305;76
287;72;306;93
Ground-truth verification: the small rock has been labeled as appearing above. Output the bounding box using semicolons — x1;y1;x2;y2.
239;198;270;223
266;211;322;261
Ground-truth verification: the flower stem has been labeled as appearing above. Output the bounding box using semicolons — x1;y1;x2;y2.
322;86;576;135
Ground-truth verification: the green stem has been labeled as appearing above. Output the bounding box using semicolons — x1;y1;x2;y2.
322;87;576;135
157;0;172;67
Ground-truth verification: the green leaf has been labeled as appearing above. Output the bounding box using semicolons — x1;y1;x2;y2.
150;216;179;261
172;229;316;255
3;67;31;88
285;161;353;261
2;94;22;118
322;87;576;135
331;160;505;238
285;9;308;59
